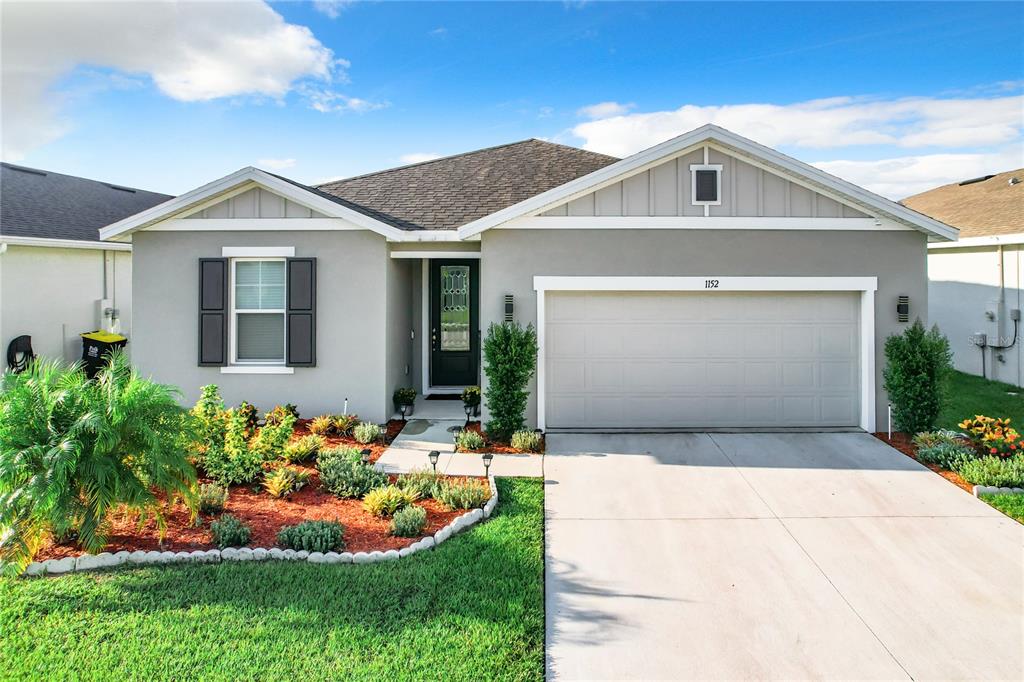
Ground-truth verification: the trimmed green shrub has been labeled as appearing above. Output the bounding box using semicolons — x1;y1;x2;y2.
510;429;542;452
263;466;311;498
483;322;538;440
390;505;427;537
283;434;324;463
276;520;344;552
362;485;418;517
396;467;443;499
912;431;976;470
210;514;251;548
317;446;387;498
956;456;1024;488
456;429;486;451
353;421;382;444
0;352;197;574
435;478;491;510
883;320;952;435
198;483;229;514
333;414;360;435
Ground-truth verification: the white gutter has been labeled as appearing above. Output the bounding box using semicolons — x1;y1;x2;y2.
0;235;132;251
928;233;1024;249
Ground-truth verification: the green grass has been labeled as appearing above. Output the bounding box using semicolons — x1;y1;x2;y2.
937;370;1024;430
980;493;1024;524
0;478;544;681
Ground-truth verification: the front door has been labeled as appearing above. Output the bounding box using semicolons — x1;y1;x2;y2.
430;259;479;387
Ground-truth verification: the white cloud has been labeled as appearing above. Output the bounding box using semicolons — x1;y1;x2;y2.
302;88;388;113
430;27;448;37
577;101;635;120
256;158;297;170
313;1;352;19
571;93;1023;157
399;153;442;164
0;1;353;159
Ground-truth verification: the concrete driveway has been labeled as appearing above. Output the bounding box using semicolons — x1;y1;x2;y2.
545;433;1024;681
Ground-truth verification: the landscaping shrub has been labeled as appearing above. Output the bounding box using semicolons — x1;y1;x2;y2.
456;428;486;451
912;431;977;470
276;520;345;552
393;387;416;409
265;404;299;426
483;322;538;440
249;412;297;461
0;352;197;574
283;434;324;463
956;456;1024;488
353;421;382;444
362;485;419;517
958;415;1021;457
204;408;265;486
198;483;229;514
333;414;359;435
396;467;443;499
263;466;311;498
462;385;481;409
210;514;251;548
435;478;491;510
236;401;260;439
309;415;335;436
190;384;227;463
882;320;952;435
510;429;542;452
390;505;427;537
317;446;388;498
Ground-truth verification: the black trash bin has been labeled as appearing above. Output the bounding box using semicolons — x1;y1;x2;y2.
80;331;128;378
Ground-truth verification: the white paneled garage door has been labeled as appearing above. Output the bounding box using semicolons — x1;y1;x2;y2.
545;290;860;428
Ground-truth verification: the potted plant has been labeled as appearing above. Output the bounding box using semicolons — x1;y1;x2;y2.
393;387;417;418
462;385;481;417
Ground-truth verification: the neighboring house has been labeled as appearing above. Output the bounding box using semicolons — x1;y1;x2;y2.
0;163;172;364
100;124;956;429
903;169;1024;386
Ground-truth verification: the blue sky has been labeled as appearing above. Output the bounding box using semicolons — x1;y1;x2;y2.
1;1;1021;198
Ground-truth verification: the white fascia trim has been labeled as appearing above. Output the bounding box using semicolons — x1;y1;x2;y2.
155;218;364;232
222;246;295;258
499;216;901;231
220;366;294;375
457;123;958;242
0;235;132;251
532;275;877;433
928;233;1024;249
390;251;481;259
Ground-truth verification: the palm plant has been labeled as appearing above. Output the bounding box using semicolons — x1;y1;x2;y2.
0;352;197;574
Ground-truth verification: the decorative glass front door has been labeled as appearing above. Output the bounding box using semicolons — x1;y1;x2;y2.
430;259;479;386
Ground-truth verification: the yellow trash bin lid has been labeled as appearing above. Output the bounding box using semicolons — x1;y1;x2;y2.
80;330;127;343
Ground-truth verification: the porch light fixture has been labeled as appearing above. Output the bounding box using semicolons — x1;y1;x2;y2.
482;452;494;477
428;450;440;473
360;449;371;465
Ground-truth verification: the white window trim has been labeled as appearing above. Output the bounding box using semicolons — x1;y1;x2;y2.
532;275;877;433
228;256;288;369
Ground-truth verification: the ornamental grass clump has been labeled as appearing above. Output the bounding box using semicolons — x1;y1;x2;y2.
882;320;952;435
483;322;538;440
353;421;382;444
435;478;491;510
362;485;418;518
510;429;543;452
210;514;251;548
276;520;344;553
317;446;387;498
456;428;486;452
390;505;427;537
0;352;197;574
198;483;229;514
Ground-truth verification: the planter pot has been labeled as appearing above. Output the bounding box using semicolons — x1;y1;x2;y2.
396;402;414;418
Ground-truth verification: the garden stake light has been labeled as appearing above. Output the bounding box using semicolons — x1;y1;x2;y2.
452;425;463;444
463;402;474;427
428;450;440;473
482;452;494;477
361;449;371;465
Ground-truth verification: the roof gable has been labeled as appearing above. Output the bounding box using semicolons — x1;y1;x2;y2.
902;168;1023;238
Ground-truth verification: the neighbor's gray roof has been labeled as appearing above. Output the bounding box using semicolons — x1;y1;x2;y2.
1;163;172;242
315;139;619;230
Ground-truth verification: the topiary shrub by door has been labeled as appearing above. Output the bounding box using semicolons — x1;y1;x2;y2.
883;320;953;435
482;322;538;441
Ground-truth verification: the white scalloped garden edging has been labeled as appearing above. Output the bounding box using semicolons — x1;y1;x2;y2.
17;476;499;578
973;484;1024;497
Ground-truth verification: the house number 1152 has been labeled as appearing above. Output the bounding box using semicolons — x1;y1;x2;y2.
705;279;720;289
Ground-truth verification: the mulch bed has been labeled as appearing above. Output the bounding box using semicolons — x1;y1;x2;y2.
873;431;974;494
293;418;406;464
457;422;544;455
34;418;483;561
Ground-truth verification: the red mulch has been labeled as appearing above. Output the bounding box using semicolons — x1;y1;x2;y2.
457;422;544;455
293;418;405;464
873;431;974;494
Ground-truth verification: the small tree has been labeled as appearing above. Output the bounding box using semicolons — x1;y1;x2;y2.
883;320;953;435
483;322;538;440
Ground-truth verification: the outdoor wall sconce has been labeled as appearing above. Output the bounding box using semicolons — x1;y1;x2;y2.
482;452;494;477
428;450;440;473
897;295;910;323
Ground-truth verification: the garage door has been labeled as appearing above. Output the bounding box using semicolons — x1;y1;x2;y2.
545;291;860;428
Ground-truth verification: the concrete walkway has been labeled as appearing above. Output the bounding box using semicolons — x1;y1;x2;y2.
375;418;543;477
545;432;1024;681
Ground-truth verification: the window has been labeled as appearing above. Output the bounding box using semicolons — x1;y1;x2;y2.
232;259;285;364
690;164;723;205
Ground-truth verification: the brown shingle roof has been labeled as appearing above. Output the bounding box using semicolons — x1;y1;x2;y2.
315;139;618;231
901;168;1024;238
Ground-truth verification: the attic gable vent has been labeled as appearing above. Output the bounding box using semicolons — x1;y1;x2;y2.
690;163;722;206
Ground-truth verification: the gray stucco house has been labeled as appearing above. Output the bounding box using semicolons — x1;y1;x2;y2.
100;125;957;431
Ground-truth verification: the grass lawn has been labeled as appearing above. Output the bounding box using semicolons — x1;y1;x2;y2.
0;478;544;681
937;370;1024;430
980;493;1024;524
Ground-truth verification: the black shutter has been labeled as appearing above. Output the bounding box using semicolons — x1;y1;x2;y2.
198;258;228;366
286;258;316;367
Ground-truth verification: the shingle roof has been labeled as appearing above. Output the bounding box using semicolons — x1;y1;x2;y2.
315;139;619;230
901;168;1023;239
1;163;172;243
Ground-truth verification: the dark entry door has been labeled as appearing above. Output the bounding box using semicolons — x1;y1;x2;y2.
430;259;479;386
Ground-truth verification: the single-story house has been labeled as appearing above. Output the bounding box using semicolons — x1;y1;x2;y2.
100;124;957;430
0;163;171;364
904;169;1024;385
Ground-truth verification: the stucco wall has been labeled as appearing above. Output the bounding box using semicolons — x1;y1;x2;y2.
928;245;1023;386
386;256;416;416
0;245;130;363
132;230;390;421
480;228;928;430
